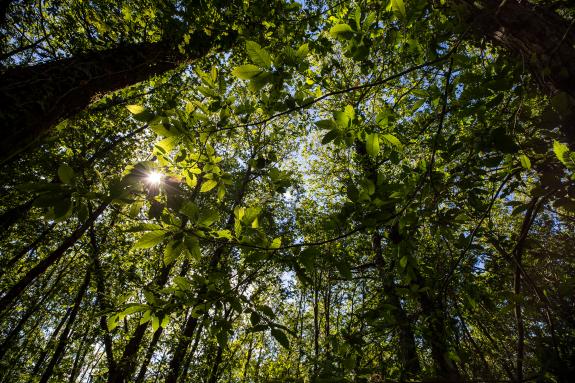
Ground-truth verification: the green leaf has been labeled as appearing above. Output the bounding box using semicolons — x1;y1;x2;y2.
400;256;408;269
181;201;199;221
107;315;118;331
53;197;72;219
258;304;275;318
271;329;290;349
366;133;380;157
246;41;272;68
133;230;166;249
151;315;160;332
250;312;261;326
270;237;281;249
519;154;531;169
163;240;183;265
58;164;74;184
198;209;219;226
382;134;403;150
120;305;148;318
174;276;192;291
156;136;179;154
232;64;264;80
300;248;318;269
184;235;201;260
315;119;335;130
200;179;218;193
126;105;146;114
296;43;309;59
322;129;339;145
140;310;152;324
554;141;569;165
333;111;350;128
329;24;354;39
247;324;268;333
391;0;406;18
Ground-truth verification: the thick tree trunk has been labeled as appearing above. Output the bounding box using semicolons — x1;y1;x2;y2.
456;0;575;141
0;30;229;160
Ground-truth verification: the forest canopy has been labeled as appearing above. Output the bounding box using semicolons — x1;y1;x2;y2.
1;1;574;382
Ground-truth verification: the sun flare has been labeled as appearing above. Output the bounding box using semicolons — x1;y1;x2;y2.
146;171;163;185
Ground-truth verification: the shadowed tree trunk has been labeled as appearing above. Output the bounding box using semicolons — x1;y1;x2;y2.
0;30;235;160
455;0;575;141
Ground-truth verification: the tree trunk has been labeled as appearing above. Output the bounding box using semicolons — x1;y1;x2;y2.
180;319;205;381
208;344;224;383
165;159;253;382
133;326;164;383
372;232;421;380
0;30;232;160
107;263;174;383
31;309;72;376
313;276;320;374
90;224;117;376
455;0;575;141
0;260;66;359
0;201;107;313
512;198;540;382
243;337;255;380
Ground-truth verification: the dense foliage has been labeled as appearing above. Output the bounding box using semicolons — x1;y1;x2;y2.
1;1;574;382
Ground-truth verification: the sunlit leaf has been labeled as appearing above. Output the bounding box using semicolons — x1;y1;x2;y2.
232;65;263;80
246;41;272;68
366;133;380;157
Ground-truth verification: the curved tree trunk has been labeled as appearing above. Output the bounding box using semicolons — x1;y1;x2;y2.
0;30;233;161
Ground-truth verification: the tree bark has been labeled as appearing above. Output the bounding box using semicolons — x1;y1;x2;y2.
133;326;164;383
455;0;575;141
180;318;205;381
0;30;233;160
512;198;540;382
30;308;72;376
0;260;66;359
